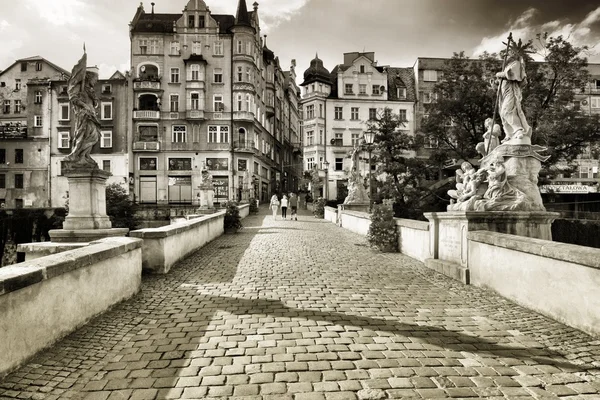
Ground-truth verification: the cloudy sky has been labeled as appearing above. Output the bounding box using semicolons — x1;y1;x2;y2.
1;0;599;80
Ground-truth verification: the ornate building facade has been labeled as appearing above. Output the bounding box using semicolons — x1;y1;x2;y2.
129;0;301;205
0;57;69;208
300;52;416;201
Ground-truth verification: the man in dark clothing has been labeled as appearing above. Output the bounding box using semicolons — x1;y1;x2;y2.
289;192;298;220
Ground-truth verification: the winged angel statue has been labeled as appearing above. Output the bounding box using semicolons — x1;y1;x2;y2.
64;50;101;168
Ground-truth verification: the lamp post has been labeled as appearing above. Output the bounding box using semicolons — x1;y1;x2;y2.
363;129;376;209
322;160;330;201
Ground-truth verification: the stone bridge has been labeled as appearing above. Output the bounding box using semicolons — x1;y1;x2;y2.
1;207;599;399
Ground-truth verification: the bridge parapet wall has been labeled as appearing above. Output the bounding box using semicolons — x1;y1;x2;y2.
468;231;600;337
0;237;143;378
130;211;226;274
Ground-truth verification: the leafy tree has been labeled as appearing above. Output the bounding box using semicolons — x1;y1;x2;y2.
105;183;139;230
368;108;429;218
421;35;600;174
420;51;499;163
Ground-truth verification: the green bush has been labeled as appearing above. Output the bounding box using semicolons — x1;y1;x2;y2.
249;198;259;214
224;201;243;232
106;183;139;230
367;201;398;252
313;197;325;218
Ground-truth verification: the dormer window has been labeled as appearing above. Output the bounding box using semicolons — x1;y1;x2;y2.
397;87;407;99
188;15;195;28
360;65;365;73
198;15;205;28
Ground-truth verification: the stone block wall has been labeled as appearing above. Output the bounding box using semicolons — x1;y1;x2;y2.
0;237;142;377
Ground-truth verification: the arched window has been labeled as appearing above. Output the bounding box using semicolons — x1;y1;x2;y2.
246;94;251;112
237;94;243;111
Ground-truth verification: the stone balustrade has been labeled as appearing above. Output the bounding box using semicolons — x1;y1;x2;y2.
0;237;143;377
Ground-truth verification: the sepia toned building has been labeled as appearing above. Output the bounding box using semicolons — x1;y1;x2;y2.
0;56;69;209
300;52;416;201
128;0;301;205
46;71;131;207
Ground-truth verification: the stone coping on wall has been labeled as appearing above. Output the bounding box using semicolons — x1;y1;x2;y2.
340;209;370;219
468;231;600;270
0;237;143;297
395;218;429;231
130;210;226;239
324;206;338;212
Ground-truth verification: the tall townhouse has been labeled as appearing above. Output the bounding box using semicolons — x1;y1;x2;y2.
47;71;130;207
0;56;69;209
300;52;416;201
129;0;301;205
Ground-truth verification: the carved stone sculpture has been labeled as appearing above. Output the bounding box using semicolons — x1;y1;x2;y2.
343;141;370;205
495;41;531;144
475;118;501;157
448;37;549;212
64;51;101;168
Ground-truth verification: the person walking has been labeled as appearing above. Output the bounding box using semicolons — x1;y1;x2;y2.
281;194;288;219
270;194;279;220
289;192;298;220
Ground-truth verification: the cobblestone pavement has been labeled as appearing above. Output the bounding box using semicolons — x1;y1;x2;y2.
2;206;600;400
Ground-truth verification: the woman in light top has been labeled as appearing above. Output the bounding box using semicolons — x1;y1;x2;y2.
270;194;279;220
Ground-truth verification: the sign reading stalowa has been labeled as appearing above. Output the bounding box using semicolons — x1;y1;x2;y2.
539;185;598;194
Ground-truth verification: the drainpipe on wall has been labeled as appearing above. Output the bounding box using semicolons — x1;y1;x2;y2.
229;32;235;201
47;80;52;207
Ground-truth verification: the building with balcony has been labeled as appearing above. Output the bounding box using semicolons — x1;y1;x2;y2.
300;52;416;201
0;56;69;209
128;0;301;205
46;71;131;207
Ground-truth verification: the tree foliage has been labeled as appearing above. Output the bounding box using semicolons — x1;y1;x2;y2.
368;108;429;218
420;34;600;173
105;183;139;230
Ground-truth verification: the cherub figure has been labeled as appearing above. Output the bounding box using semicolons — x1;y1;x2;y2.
476;118;501;157
447;161;475;202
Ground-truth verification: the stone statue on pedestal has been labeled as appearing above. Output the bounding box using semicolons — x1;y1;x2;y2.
198;165;215;209
448;37;547;212
343;141;370;205
64;49;101;169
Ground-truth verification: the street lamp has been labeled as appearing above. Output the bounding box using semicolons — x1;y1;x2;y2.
363;130;376;208
322;160;330;200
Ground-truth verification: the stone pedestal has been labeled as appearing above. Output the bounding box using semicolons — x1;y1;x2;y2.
198;188;215;210
48;167;128;243
423;211;559;284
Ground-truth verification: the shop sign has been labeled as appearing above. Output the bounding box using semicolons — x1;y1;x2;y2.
540;184;597;194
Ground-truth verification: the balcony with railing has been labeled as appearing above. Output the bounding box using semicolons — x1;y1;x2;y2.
234;140;256;153
132;141;160;152
133;80;161;91
233;111;254;122
133;110;160;120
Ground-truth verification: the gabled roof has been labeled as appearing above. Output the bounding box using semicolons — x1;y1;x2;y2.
0;56;69;78
109;71;126;80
